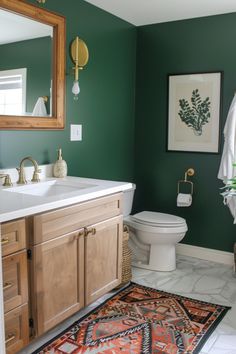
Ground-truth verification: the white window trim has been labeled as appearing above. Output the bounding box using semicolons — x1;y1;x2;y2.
0;68;27;114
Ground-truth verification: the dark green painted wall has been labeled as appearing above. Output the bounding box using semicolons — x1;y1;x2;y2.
134;13;236;252
0;0;136;182
0;37;52;113
0;2;235;253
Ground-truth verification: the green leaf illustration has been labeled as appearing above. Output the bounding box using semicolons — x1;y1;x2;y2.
178;89;211;136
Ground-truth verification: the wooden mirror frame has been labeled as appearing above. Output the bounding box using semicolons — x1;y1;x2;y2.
0;0;65;130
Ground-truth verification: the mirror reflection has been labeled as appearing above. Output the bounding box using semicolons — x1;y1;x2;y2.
0;9;53;117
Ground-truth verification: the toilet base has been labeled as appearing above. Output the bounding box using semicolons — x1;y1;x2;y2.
132;244;177;272
150;244;176;271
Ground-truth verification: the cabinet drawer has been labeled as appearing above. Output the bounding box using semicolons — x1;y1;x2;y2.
33;193;123;244
5;304;29;354
3;250;28;313
1;219;26;257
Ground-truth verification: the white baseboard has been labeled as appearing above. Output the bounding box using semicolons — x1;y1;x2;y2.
176;243;234;266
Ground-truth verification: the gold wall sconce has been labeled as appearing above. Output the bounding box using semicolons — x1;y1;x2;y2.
70;36;89;100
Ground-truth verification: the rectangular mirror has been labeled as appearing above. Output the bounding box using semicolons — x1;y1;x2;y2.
0;0;65;129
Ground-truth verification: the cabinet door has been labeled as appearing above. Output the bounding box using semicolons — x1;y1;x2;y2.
32;230;84;335
85;216;123;305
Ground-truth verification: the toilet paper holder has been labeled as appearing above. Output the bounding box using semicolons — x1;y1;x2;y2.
177;168;195;195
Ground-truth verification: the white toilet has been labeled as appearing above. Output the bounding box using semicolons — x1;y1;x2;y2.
123;185;188;272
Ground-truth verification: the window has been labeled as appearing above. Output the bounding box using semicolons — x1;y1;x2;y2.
0;68;27;115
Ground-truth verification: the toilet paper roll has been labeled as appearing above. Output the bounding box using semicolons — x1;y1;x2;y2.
177;193;192;207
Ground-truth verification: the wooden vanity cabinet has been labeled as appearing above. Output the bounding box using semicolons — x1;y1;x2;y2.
1;219;29;354
30;193;123;336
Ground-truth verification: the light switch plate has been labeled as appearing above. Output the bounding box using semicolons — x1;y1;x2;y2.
70;124;82;141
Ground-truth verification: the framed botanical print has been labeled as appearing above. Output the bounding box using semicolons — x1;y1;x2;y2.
167;72;222;153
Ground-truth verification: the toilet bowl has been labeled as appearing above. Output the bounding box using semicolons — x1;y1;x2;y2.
123;185;188;271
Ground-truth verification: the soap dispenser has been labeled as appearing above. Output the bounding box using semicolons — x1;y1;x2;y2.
53;148;67;178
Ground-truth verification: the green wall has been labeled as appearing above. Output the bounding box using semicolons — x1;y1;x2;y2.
134;13;236;252
0;37;52;113
0;0;136;182
0;2;235;253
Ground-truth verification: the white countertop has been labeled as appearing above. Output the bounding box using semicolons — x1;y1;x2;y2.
0;176;133;223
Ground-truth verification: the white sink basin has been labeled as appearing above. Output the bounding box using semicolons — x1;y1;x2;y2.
4;180;96;197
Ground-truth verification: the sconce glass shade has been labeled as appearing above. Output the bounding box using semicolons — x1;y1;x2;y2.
72;80;80;100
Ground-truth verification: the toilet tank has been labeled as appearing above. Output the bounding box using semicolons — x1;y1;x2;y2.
123;184;136;217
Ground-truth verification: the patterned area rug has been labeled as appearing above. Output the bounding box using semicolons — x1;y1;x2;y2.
35;282;231;354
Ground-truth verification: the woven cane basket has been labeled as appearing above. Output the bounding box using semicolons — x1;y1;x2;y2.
117;226;132;287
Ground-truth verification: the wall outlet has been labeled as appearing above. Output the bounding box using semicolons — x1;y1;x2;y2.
70;124;82;141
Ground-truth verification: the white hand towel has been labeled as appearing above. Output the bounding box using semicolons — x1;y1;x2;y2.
177;193;192;207
32;97;47;116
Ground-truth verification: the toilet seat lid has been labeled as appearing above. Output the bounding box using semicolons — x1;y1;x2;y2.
131;211;186;227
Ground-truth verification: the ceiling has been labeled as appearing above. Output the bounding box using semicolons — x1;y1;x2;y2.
0;9;52;45
84;0;236;26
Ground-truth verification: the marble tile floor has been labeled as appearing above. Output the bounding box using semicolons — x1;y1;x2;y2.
19;255;236;354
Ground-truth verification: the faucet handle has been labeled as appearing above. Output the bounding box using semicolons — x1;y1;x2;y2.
0;174;13;187
4;175;13;187
16;167;27;185
32;169;41;183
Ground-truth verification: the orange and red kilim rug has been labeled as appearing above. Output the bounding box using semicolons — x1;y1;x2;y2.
35;282;230;354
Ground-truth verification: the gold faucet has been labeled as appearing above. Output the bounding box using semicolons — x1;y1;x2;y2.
0;174;13;187
17;157;41;184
